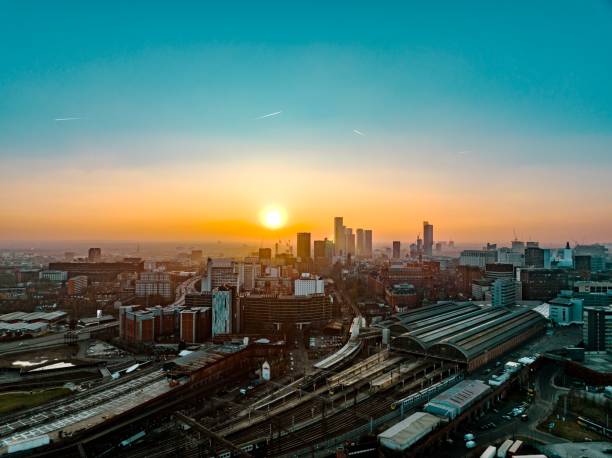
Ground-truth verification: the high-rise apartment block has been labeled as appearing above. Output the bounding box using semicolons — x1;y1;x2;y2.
356;229;365;257
297;232;311;262
423;221;433;256
392;241;401;259
365;230;373;258
334;217;345;256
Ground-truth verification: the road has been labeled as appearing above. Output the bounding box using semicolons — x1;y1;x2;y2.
169;275;201;307
463;362;570;449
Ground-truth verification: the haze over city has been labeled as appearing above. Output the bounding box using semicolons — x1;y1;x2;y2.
1;2;612;245
2;3;612;458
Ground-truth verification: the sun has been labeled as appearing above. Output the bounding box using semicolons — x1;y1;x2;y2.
260;206;287;230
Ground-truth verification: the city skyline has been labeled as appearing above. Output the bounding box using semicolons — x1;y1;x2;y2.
1;2;612;243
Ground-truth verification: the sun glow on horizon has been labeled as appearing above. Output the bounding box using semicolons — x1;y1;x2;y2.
260;205;287;230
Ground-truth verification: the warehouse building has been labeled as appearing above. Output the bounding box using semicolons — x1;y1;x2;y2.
423;379;491;419
378;412;441;452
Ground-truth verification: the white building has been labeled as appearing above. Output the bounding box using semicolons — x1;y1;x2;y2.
294;274;324;296
39;270;67;282
549;296;583;326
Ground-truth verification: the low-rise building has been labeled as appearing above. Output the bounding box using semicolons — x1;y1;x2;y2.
385;283;418;312
548;295;583;326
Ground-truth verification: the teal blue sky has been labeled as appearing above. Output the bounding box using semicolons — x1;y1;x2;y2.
1;1;611;242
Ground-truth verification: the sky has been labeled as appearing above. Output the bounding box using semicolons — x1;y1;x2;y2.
1;1;611;245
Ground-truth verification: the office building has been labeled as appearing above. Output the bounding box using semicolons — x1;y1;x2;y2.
334;217;346;256
392;241;401;259
39;270;68;282
511;240;525;253
203;258;239;292
296;232;311;262
365;230;373;258
258;248;272;261
485;263;514;281
423;221;433;256
497;248;524;267
356;229;365;257
574;255;592;273
471;279;492;300
492;278;517;307
135;272;173;299
459;250;497;268
524;247;544;268
583;306;612;352
67;275;87;296
520;268;569;301
294;274;324;296
240;294;333;334
238;262;260;292
211;287;233;336
88;247;102;262
549;295;583;326
574;244;608;272
313;239;334;267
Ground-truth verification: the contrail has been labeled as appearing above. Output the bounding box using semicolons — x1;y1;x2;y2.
255;111;282;120
54;117;82;121
353;129;365;136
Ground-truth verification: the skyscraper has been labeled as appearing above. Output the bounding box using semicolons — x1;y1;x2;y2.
314;239;334;266
297;232;311;262
365;230;373;258
334;217;345;256
392;241;401;259
356;228;365;256
345;227;356;256
423;221;433;256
